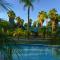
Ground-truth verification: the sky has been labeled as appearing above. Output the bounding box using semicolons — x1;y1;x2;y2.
0;0;60;24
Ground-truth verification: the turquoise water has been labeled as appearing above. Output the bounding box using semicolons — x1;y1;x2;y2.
12;44;60;60
0;44;60;60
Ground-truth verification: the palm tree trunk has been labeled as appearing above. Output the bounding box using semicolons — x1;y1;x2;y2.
52;21;54;33
52;20;56;33
40;20;43;28
52;19;58;37
9;18;14;28
27;7;30;38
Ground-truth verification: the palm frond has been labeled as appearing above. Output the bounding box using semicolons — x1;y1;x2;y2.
0;0;11;10
19;0;33;9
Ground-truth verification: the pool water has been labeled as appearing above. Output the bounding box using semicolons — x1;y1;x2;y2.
0;44;60;60
12;44;60;60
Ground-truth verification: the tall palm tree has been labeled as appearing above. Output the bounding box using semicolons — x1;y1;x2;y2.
38;11;47;28
48;8;58;33
19;0;36;37
7;10;16;27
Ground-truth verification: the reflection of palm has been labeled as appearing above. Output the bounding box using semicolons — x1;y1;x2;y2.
54;48;60;56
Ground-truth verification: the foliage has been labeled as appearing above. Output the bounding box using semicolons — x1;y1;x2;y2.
19;0;33;8
48;8;57;19
38;11;47;22
0;7;60;38
13;28;25;37
38;27;46;35
7;29;14;36
7;10;16;18
0;20;9;28
16;17;24;26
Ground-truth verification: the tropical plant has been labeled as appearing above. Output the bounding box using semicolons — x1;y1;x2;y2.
48;8;58;34
19;0;37;38
38;11;47;28
13;28;25;37
0;20;9;33
16;17;21;26
7;10;16;26
7;29;14;36
16;17;24;29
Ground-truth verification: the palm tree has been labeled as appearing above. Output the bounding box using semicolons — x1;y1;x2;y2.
16;17;21;26
19;0;37;38
37;11;47;38
16;17;24;29
48;9;58;34
7;10;16;27
0;20;9;33
38;11;47;28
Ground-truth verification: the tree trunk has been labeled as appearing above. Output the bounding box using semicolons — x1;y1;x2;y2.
51;18;54;33
52;21;57;33
51;19;58;37
27;7;30;38
9;18;14;28
9;18;14;24
40;20;43;28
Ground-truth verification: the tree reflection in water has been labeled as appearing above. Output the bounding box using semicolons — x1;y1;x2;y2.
54;48;60;56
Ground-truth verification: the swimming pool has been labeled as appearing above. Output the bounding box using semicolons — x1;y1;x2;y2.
0;44;60;60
